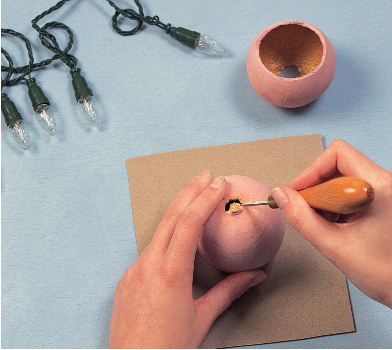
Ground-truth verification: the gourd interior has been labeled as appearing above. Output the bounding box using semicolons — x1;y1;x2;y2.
259;23;323;77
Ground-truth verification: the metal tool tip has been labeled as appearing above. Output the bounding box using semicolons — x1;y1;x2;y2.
242;200;269;206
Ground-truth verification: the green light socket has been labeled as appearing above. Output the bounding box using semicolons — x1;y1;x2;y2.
71;69;93;102
169;27;200;49
26;78;50;111
1;93;23;127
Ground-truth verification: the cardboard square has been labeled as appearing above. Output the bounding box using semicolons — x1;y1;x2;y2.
126;134;355;348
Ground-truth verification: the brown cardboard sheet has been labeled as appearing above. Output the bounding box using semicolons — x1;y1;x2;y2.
126;134;355;348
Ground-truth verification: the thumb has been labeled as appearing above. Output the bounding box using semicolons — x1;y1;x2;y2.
271;186;341;255
195;269;266;329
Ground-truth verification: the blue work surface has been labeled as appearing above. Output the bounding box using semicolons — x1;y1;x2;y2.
1;0;391;348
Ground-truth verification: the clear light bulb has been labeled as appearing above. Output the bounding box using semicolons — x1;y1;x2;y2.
10;121;29;150
36;104;55;135
195;34;225;57
78;94;98;126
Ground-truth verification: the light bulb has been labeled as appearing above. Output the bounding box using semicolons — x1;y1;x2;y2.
71;69;98;126
1;92;29;150
26;78;56;135
195;34;225;57
169;27;225;57
10;120;29;150
79;94;98;126
36;104;55;135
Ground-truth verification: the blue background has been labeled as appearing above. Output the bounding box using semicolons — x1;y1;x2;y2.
2;0;391;348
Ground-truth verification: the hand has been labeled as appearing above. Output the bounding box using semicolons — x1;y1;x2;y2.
109;170;267;349
271;139;392;308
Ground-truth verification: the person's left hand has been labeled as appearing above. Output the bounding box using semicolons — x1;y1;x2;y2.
109;170;267;349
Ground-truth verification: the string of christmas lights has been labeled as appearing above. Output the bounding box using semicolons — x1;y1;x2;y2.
1;0;225;150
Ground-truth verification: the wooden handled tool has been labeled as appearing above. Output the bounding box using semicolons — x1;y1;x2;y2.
242;176;375;214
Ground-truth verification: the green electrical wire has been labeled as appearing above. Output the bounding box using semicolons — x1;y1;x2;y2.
31;0;78;71
1;43;25;134
1;29;34;86
106;0;172;35
29;0;168;68
2;0;167;79
1;47;14;91
1;0;76;79
1;0;221;86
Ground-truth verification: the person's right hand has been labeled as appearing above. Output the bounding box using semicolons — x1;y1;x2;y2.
271;139;392;308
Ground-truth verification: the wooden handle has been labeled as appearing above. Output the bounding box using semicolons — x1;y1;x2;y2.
298;176;374;214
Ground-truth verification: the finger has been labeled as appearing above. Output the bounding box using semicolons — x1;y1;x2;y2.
290;139;382;190
195;269;267;330
271;186;344;257
150;170;213;253
164;176;226;271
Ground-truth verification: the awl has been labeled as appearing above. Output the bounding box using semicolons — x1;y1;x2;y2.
241;176;375;214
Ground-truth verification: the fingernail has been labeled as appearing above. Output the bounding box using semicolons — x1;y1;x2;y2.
196;170;210;178
250;270;267;288
210;176;224;188
271;187;289;209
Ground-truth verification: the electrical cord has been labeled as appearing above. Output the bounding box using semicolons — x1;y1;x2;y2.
1;29;34;87
106;0;172;35
2;0;221;82
1;47;14;91
1;0;76;79
32;0;77;71
2;0;169;80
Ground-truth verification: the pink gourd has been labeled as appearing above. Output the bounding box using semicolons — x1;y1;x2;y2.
198;175;285;272
246;20;336;108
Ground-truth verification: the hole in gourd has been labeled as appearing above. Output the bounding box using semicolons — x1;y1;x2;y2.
225;198;243;214
279;65;301;78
